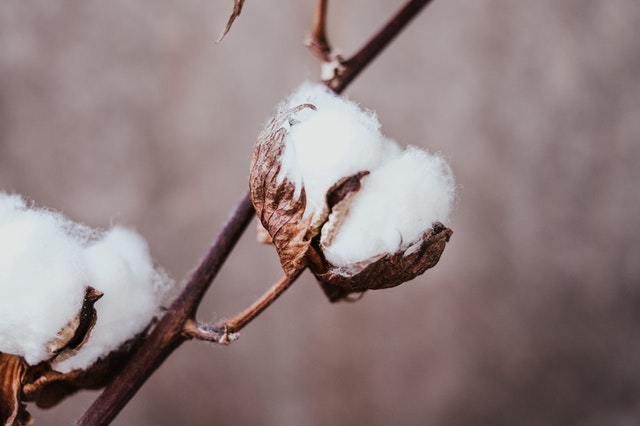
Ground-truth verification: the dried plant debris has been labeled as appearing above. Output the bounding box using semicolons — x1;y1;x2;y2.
250;82;456;301
0;192;173;423
0;354;30;426
217;0;245;42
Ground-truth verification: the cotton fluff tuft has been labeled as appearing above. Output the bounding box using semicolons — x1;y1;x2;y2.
53;226;170;372
0;194;87;365
278;82;400;215
323;147;456;265
0;192;171;370
278;82;456;266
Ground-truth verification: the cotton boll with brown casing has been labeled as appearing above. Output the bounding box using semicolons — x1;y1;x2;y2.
249;82;456;301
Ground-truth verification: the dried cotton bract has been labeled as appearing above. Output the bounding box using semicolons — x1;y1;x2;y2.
250;83;455;301
0;192;171;425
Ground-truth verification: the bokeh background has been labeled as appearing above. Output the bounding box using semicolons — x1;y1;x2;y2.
2;1;640;424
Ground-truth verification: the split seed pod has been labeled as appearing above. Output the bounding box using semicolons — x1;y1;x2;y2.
250;84;454;302
1;287;103;425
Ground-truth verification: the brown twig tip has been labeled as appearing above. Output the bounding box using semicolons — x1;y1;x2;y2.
217;0;246;43
307;0;332;59
326;0;435;94
183;319;238;345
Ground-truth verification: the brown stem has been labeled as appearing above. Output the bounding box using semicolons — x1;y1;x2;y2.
226;272;299;332
307;0;332;60
183;319;233;344
77;1;433;423
184;272;300;344
328;0;435;93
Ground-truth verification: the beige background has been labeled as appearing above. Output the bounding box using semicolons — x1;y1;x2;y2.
1;1;639;425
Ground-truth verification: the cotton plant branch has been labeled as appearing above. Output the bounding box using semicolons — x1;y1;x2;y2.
76;1;436;425
307;0;332;61
183;271;301;344
309;0;435;93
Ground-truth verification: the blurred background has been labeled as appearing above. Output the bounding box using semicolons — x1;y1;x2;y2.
1;0;639;424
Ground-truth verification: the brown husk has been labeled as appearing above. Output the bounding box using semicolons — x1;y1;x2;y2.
249;104;317;277
310;223;452;302
0;354;31;426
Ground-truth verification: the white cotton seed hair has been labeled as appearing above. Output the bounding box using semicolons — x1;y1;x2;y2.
0;192;172;369
0;194;87;365
322;146;456;266
278;82;400;215
53;226;170;372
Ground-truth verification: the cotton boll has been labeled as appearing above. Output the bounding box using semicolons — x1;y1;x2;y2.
250;83;455;301
323;146;456;266
0;192;172;370
53;226;170;372
0;199;87;365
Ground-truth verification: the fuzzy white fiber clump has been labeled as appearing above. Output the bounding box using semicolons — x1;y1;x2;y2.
279;82;456;266
0;192;171;371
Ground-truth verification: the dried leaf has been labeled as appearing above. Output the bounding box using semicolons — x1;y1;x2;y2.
314;171;369;247
307;177;453;302
0;353;31;426
256;221;273;244
313;223;452;302
249;104;317;277
46;286;103;363
217;0;245;43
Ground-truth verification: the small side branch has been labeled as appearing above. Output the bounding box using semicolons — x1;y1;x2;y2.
183;319;237;344
225;272;300;332
184;272;301;344
315;0;436;93
307;0;332;60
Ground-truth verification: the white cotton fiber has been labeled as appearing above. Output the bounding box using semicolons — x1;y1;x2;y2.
0;194;87;365
322;147;456;265
277;82;456;266
278;82;400;215
0;192;172;370
53;226;170;372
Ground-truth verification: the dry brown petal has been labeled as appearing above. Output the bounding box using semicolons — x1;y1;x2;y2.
306;172;453;302
249;103;317;277
256;222;273;244
46;286;103;363
0;353;31;426
311;223;452;302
